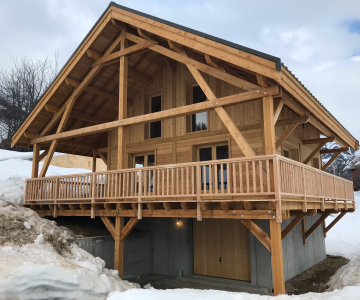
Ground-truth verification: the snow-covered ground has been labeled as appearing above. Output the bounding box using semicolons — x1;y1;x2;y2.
0;149;359;299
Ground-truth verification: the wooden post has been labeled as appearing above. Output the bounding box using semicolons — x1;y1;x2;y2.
117;26;128;170
92;150;97;172
32;144;40;178
264;95;285;295
114;216;124;278
270;220;285;295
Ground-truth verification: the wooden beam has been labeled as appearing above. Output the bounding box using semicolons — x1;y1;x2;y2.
31;86;279;145
303;142;326;165
114;216;124;278
65;78;118;102
92;150;96;172
322;152;341;171
24;132;37;139
101;216;116;239
39;149;48;161
137;28;153;40
273;98;284;124
97;150;107;165
325;212;347;234
45;104;107;124
241;219;271;251
256;74;269;88
91;41;157;67
120;217;139;241
32;144;40;178
118;25;128;170
276;123;299;149
320;147;349;154
281;214;305;239
302;137;335;145
186;63;255;157
126;33;259;91
275;116;310;127
263;95;276;155
270;220;285;295
86;49;101;60
305;213;330;239
301;218;306;244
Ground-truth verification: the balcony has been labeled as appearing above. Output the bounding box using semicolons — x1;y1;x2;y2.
24;154;355;222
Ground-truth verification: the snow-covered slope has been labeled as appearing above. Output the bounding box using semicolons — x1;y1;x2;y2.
0;151;138;299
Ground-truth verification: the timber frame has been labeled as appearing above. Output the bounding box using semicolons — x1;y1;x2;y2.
13;3;358;296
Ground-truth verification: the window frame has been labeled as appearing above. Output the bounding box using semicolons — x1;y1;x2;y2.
144;91;162;140
186;83;209;133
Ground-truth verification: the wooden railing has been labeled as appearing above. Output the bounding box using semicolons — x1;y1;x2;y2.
24;154;355;216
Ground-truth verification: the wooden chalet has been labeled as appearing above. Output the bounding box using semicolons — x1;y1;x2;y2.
12;3;358;295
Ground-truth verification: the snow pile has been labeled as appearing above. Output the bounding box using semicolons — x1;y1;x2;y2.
0;199;138;300
325;192;360;260
0;151;138;299
0;156;88;205
0;149;64;161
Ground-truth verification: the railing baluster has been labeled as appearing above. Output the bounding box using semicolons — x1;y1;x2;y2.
266;159;270;193
186;167;189;195
172;168;175;196
227;163;230;194
246;161;249;193
176;168;179;195
252;161;256;193
157;169;160;197
209;165;212;194
259;161;263;193
167;169;170;195
181;167;184;195
214;164;218;194
239;162;243;193
202;165;206;194
162;169;165;196
191;167;194;195
232;162;236;194
221;163;224;193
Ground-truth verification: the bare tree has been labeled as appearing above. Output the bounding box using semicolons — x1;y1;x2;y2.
0;53;58;150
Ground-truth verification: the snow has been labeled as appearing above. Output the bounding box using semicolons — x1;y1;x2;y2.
1;150;360;299
0;149;64;161
0;156;89;205
0;151;138;299
325;192;360;260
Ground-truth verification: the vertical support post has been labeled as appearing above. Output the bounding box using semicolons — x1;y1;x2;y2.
138;170;142;219
117;25;128;170
53;178;59;218
270;220;285;296
32;144;40;178
92;150;97;172
263;95;285;295
302;218;307;244
114;216;124;278
91;174;96;218
196;165;202;221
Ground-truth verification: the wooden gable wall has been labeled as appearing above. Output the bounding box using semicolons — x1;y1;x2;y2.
106;61;321;171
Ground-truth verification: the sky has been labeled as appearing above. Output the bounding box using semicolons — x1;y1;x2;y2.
0;0;360;142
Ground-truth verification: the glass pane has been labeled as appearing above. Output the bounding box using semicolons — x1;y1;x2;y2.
192;86;207;132
216;145;229;190
283;150;290;158
134;156;144;193
199;147;212;190
150;96;161;138
147;155;155;192
135;156;144;168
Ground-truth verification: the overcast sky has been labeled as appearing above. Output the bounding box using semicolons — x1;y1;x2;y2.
1;0;359;142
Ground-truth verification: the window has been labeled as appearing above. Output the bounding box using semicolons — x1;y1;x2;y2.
133;152;155;192
283;147;299;162
189;86;208;132
197;144;229;190
150;95;161;138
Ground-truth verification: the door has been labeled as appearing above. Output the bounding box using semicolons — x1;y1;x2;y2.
197;144;229;191
193;218;251;281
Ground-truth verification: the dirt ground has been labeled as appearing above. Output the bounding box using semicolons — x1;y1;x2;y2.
127;255;349;295
285;255;349;295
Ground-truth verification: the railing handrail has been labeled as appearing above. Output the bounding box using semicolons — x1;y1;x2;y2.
25;154;353;185
277;156;353;184
25;154;278;181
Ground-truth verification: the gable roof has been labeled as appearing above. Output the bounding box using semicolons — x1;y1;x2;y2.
11;2;358;152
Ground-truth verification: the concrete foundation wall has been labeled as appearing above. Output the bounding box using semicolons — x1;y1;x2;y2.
77;215;325;289
282;214;326;281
